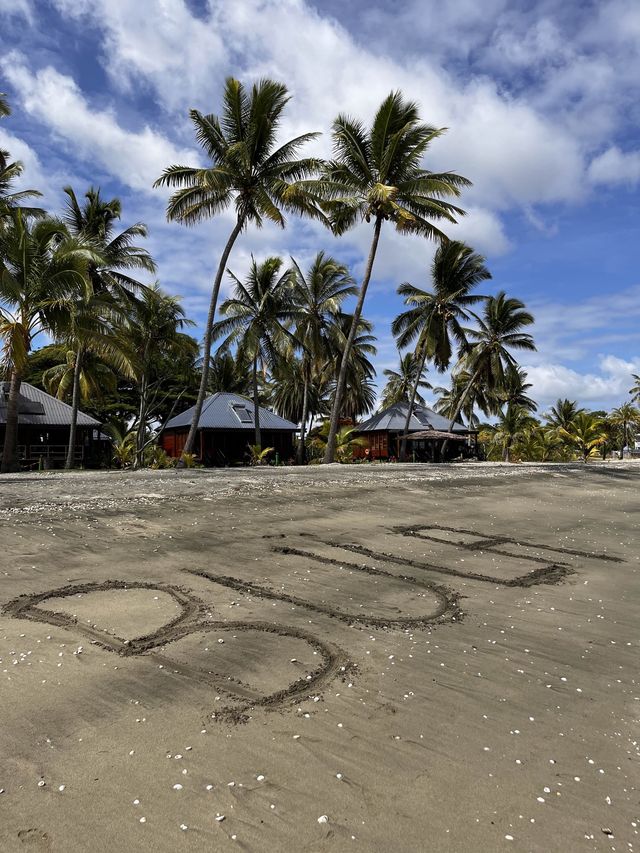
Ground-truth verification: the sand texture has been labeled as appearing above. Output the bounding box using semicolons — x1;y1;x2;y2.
0;462;638;851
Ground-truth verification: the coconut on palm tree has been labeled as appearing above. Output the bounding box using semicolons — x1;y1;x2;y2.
154;77;324;464
213;257;300;448
392;240;490;459
317;91;471;462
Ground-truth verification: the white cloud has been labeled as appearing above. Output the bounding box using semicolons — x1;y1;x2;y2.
0;52;198;193
525;355;640;408
0;0;32;22
588;147;640;187
49;0;228;113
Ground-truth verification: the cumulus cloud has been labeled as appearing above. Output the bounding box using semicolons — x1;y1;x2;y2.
525;355;640;409
0;52;198;193
588;147;640;187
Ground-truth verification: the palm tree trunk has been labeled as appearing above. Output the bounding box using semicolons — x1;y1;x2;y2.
441;367;481;458
180;216;244;465
64;347;83;470
297;364;310;465
399;347;428;462
1;370;23;473
135;371;149;469
323;216;383;463
252;354;261;447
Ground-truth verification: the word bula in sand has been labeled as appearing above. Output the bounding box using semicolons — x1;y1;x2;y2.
3;524;611;721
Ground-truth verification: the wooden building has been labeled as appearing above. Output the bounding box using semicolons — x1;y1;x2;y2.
354;401;477;462
0;382;104;468
160;391;298;466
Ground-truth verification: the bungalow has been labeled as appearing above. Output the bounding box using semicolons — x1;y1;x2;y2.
0;382;104;468
160;391;298;466
354;401;477;462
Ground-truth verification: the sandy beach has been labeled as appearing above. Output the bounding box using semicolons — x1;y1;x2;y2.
0;462;638;852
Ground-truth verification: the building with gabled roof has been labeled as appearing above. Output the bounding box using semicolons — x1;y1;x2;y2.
0;382;103;468
160;391;298;465
354;401;477;462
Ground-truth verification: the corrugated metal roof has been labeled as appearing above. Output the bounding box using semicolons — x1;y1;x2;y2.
0;382;101;427
163;392;298;432
357;402;470;433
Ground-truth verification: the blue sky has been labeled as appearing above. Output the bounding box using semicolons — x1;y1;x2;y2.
1;0;639;411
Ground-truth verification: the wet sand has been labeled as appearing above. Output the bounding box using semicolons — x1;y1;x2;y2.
0;462;638;851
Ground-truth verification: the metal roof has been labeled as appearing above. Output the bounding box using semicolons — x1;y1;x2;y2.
0;382;101;427
163;392;298;432
357;402;471;434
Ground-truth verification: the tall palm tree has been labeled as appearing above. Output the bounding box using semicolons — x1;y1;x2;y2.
154;77;324;463
609;402;640;459
290;251;356;463
213;257;299;447
0;212;98;471
59;186;155;468
392;240;490;459
445;292;536;437
116;283;196;468
318;91;471;462
380;351;431;409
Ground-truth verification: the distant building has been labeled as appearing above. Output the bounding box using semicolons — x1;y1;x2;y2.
160;391;298;465
0;382;103;468
354;401;477;461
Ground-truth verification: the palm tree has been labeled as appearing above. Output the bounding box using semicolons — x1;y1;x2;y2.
206;348;253;396
326;313;377;422
58;186;155;468
290;252;356;463
517;426;561;462
559;412;607;462
493;364;537;413
43;348;118;402
486;403;537;462
392;240;490;459
630;374;640;404
0;96;42;219
310;421;367;463
445;292;536;438
213;257;299;448
0;212;98;471
116;283;196;467
154;77;324;464
608;402;640;459
380;351;431;408
544;398;584;432
318;91;471;462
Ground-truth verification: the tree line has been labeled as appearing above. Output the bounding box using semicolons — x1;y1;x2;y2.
2;83;638;471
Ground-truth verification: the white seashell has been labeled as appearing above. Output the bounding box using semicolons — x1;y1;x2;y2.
317;815;329;824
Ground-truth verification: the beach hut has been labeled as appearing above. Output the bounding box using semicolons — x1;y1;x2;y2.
160;391;298;466
0;382;104;468
354;401;477;461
